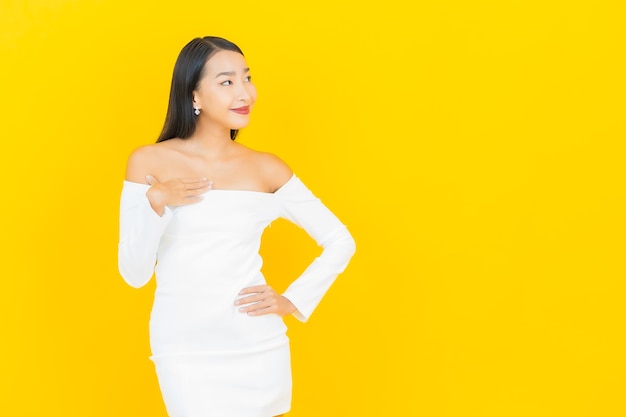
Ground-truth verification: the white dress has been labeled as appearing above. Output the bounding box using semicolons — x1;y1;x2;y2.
118;174;356;417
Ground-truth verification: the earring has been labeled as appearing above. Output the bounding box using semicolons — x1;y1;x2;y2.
194;107;200;116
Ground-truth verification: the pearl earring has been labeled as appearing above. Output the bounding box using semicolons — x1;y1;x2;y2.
194;107;200;116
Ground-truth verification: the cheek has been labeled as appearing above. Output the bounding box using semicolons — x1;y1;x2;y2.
205;90;230;108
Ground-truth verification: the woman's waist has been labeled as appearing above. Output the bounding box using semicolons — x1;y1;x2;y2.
150;270;267;320
155;254;263;279
152;269;266;295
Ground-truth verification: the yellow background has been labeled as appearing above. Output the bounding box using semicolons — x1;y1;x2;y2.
1;0;625;416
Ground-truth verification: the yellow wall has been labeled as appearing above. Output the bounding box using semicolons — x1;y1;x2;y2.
1;0;625;416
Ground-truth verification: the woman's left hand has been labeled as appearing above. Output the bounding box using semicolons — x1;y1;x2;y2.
235;285;297;317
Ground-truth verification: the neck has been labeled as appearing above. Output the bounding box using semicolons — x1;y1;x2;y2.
186;120;235;155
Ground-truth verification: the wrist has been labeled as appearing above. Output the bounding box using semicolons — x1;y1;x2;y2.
146;187;166;216
281;295;297;316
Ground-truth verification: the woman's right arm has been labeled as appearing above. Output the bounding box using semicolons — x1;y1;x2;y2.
118;179;174;288
117;146;210;288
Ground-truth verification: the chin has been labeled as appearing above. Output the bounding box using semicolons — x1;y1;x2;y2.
229;120;251;130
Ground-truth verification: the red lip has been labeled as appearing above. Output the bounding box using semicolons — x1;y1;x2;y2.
231;106;250;115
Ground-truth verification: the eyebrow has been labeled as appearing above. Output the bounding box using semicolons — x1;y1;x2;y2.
215;67;250;78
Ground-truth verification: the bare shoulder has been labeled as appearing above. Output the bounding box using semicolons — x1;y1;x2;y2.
247;149;293;192
125;143;172;183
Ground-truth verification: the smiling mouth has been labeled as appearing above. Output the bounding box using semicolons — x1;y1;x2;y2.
231;106;250;115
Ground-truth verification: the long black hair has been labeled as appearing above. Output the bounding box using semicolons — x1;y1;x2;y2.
156;36;244;143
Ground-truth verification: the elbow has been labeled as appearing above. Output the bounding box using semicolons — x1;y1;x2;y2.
125;277;151;289
119;266;152;288
119;267;152;289
118;253;153;288
118;240;156;288
338;230;356;273
332;226;356;258
321;226;356;267
346;233;356;259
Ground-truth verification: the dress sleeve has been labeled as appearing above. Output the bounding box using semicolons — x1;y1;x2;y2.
118;181;174;288
276;175;356;322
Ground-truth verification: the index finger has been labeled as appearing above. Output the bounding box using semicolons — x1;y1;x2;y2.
181;177;209;184
181;178;212;191
239;285;268;295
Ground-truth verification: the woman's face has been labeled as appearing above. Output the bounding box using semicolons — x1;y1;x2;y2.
192;50;257;131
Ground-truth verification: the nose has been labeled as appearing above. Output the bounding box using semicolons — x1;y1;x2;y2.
237;84;253;103
237;93;250;103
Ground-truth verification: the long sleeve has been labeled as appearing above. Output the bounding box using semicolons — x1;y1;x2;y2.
276;176;356;322
118;180;174;288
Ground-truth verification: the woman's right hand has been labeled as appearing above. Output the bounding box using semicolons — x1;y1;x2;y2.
145;175;212;216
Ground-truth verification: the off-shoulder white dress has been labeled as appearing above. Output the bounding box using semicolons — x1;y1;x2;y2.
118;174;355;417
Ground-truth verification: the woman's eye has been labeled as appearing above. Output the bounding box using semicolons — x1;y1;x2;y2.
245;76;252;82
220;80;233;86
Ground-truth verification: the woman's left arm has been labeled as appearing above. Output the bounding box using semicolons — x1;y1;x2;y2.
276;176;356;322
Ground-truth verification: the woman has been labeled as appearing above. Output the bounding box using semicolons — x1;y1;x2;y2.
118;36;356;417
